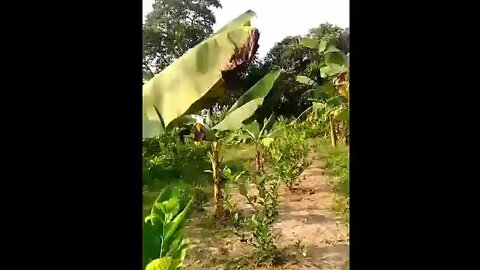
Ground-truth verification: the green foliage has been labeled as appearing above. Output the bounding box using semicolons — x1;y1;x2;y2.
143;186;194;269
143;0;222;75
318;140;349;223
234;172;281;265
142;130;210;186
267;126;309;189
143;10;259;137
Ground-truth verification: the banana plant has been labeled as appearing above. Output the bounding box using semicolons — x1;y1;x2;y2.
143;10;260;138
296;39;349;146
228;113;283;172
143;186;193;270
187;68;281;222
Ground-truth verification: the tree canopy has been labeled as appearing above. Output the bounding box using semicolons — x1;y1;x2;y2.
143;0;222;78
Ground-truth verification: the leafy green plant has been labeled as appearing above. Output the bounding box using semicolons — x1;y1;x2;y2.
267;128;309;189
295;39;349;147
244;214;281;265
233;172;281;265
143;186;193;270
181;68;281;222
227;114;284;172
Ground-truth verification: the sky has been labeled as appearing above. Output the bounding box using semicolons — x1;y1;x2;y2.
143;0;349;58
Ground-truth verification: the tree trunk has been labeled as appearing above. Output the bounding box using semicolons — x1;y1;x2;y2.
329;115;337;147
211;142;225;222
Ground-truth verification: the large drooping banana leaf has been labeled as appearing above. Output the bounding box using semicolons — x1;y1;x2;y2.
143;10;258;138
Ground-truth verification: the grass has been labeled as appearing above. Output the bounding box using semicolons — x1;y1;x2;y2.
314;138;350;224
143;142;257;216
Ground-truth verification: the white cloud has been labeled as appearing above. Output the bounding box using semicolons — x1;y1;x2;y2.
143;0;349;58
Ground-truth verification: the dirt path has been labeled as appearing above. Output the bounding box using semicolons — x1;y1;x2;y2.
272;157;349;270
184;154;349;270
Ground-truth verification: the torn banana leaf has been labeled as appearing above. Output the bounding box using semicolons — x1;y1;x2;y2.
143;10;259;138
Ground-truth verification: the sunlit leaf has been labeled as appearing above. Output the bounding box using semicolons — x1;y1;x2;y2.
318;39;327;53
143;10;258;138
228;68;281;113
298;37;320;49
146;257;172;270
320;64;348;78
296;75;316;86
214;98;264;131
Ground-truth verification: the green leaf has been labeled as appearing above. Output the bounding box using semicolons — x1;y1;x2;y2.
224;133;250;144
214;98;264;131
164;199;193;248
293;106;313;123
325;45;340;53
320;64;348;78
228;68;281;113
326;96;348;108
325;52;348;66
146;257;173;270
318;39;328;53
260;113;276;136
299;38;320;49
143;11;259;138
296;75;316;86
335;107;349;122
244;121;260;139
143;70;154;81
155;198;180;216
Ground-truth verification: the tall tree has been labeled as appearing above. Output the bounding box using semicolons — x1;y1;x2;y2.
143;0;222;77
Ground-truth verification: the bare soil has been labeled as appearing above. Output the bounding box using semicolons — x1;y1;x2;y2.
184;155;349;270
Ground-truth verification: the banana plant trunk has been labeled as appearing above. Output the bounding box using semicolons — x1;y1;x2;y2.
329;115;337;147
255;148;263;172
210;142;225;222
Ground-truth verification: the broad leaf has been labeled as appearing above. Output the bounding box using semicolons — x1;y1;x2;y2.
325;45;341;53
334;107;349;122
214;99;264;131
303;81;334;100
325;52;348;66
296;75;316;86
260;113;276;136
318;39;328;53
326;96;348;107
146;257;172;270
228;68;281;113
244;121;260;139
143;10;258;138
320;64;348;78
299;37;320;49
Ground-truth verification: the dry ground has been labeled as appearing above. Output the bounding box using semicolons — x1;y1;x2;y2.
183;154;349;270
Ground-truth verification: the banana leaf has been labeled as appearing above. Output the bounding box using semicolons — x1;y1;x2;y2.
143;10;258;138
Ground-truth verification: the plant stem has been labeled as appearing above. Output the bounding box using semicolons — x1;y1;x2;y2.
210;141;225;222
329;115;337;147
